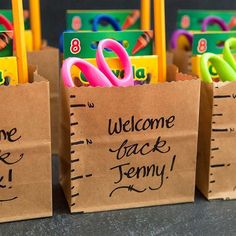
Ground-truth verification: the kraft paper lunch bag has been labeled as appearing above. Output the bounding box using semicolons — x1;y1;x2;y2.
59;69;201;213
0;66;52;223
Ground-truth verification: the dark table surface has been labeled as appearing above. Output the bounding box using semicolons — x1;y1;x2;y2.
0;156;236;236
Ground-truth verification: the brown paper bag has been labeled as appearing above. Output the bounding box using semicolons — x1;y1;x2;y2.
172;49;192;74
59;76;201;213
197;81;236;200
27;47;59;154
166;51;174;65
0;66;52;223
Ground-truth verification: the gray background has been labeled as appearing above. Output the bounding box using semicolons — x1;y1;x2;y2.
1;0;236;46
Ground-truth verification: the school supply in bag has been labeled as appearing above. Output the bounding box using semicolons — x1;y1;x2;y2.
62;38;134;87
200;38;236;83
171;16;229;50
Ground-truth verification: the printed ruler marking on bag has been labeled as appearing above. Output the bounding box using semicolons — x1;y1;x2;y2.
71;174;93;181
212;128;228;132
71;185;78;207
211;164;227;168
212;128;235;133
214;93;236;99
71;158;80;163
70;101;95;109
210;88;236;193
71;104;87;108
214;95;231;99
69;99;97;208
71;193;79;198
71;140;85;146
71;122;78;126
71;195;79;207
71;175;83;180
71;139;93;146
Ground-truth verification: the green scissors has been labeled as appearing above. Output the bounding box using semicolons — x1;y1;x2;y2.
200;37;236;83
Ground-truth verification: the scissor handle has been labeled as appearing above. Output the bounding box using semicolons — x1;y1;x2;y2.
0;14;13;31
170;29;193;50
200;53;236;83
93;14;122;31
202;16;229;32
223;37;236;72
96;38;134;87
62;57;113;87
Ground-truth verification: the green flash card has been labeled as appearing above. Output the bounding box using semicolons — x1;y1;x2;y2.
66;10;141;31
64;30;153;59
177;10;236;31
0;10;30;31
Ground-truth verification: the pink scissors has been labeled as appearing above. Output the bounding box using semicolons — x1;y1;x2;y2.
62;38;134;87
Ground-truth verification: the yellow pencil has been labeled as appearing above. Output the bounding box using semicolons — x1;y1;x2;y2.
12;0;28;83
141;0;151;30
29;0;42;51
154;0;167;82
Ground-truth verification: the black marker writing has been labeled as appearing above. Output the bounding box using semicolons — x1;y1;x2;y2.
0;197;18;203
0;175;6;188
109;136;170;160
110;162;166;185
0;169;13;189
0;152;24;165
0;128;21;143
108;115;176;136
107;115;177;197
109;185;147;197
0;127;23;203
